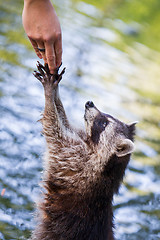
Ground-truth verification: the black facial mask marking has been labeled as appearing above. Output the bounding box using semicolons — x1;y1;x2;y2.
91;116;109;144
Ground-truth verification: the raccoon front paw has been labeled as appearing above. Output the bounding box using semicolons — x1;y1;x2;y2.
33;61;65;89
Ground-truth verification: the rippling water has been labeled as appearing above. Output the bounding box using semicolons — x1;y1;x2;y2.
0;0;160;239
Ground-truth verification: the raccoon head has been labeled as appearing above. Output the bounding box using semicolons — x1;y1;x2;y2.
84;101;136;158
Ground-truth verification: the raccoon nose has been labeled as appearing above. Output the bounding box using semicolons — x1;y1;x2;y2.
85;101;94;109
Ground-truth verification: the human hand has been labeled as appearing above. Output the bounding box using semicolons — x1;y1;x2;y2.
22;0;62;74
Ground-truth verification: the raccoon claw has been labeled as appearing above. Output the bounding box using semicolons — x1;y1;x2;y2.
33;61;66;87
56;67;66;83
37;61;46;77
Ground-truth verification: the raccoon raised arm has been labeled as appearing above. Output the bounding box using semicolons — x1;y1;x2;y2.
34;62;70;132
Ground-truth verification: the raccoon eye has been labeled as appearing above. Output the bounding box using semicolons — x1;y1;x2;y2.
101;121;108;128
96;119;109;130
102;122;108;128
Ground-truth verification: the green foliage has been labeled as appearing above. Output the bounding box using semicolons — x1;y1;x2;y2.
72;0;160;51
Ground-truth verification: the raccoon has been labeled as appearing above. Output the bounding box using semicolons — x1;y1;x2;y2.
32;62;136;240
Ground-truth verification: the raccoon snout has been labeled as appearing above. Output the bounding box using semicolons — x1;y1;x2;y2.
85;101;94;109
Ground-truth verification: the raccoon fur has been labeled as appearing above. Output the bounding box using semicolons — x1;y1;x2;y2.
31;62;136;240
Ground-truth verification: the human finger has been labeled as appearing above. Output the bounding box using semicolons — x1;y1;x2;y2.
54;36;62;68
45;41;56;74
29;37;42;59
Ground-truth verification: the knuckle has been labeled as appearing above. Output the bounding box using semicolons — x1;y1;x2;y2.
44;37;50;43
44;35;53;43
33;34;41;42
27;32;34;39
56;49;62;55
28;34;32;39
55;32;61;40
44;32;61;42
47;55;55;61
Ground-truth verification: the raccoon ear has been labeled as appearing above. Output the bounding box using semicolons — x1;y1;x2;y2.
116;139;134;157
127;121;138;127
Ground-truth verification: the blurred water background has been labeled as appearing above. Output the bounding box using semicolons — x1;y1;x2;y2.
0;0;160;239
